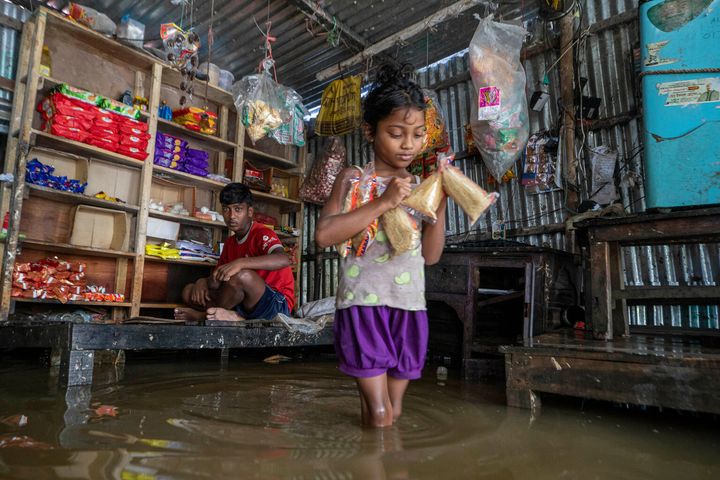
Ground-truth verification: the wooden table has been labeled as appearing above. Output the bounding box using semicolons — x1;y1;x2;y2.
576;207;720;340
0;322;334;386
501;331;720;414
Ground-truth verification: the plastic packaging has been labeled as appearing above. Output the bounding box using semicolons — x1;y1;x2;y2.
299;136;346;205
440;153;499;225
39;46;52;77
380;206;419;256
468;15;529;181
198;62;221;85
232;59;287;143
402;172;443;221
117;15;145;48
68;3;116;34
315;75;362;136
270;86;308;146
218;70;235;91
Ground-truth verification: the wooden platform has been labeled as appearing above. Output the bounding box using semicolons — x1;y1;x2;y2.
0;322;333;386
500;331;720;414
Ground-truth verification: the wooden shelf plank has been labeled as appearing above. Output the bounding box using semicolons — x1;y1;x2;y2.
615;286;720;300
26;184;140;213
152;165;229;191
31;130;146;169
148;209;226;228
22;239;136;258
140;303;184;309
13;297;131;307
161;65;234;105
145;256;217;267
251;189;301;206
243;146;298;170
156;118;237;151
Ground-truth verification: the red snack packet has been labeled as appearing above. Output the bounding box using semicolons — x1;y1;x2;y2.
116;144;148;160
50;124;90;142
70;262;86;273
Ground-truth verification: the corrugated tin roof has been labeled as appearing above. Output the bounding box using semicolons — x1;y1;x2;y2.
10;0;538;109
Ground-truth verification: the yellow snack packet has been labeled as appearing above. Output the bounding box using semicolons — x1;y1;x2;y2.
380;207;419;255
402;172;443;221
441;165;498;225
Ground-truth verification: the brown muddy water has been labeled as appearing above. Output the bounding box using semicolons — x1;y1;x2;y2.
0;351;719;480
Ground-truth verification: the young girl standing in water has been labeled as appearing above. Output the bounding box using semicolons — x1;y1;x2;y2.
315;65;447;428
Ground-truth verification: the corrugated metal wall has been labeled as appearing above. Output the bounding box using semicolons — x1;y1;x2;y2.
0;1;28;134
300;0;719;332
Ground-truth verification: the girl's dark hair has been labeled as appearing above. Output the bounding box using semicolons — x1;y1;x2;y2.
220;182;253;206
363;63;426;132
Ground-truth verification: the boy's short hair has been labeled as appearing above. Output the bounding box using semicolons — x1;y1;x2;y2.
219;183;253;207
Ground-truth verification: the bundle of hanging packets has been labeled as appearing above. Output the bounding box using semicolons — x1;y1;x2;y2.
153;132;209;177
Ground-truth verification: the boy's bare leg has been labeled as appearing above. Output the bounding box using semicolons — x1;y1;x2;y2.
356;374;393;428
174;283;207;323
206;307;244;321
175;270;267;322
213;269;266;311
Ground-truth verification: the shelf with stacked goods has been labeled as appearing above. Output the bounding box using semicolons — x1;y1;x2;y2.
1;6;307;322
1;7;157;319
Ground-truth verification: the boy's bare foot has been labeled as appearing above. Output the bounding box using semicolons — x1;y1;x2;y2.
206;307;244;322
174;307;206;324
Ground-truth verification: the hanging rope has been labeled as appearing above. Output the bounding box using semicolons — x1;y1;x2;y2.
203;0;215;103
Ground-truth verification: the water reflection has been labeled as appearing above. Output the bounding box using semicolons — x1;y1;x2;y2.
0;358;719;479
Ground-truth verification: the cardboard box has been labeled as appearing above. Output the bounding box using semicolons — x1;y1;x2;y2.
68;205;129;251
86;160;141;204
147;217;180;241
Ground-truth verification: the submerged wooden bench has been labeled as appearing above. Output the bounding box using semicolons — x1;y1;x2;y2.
500;331;720;414
0;322;334;386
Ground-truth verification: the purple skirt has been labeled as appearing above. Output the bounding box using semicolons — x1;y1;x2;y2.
334;305;428;380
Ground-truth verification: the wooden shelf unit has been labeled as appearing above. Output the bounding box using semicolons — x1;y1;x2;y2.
0;7;306;321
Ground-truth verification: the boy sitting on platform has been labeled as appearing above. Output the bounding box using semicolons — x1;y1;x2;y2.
174;183;295;324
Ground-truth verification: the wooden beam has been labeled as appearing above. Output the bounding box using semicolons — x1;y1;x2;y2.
559;13;578;213
0;10;46;320
615;286;720;301
0;77;15;92
130;62;162;318
316;0;485;81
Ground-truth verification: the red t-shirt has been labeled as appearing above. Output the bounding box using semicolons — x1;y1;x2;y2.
218;222;295;311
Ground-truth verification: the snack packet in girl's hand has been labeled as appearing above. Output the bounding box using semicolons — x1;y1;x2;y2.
439;152;498;225
402;172;443;221
380;206;419;256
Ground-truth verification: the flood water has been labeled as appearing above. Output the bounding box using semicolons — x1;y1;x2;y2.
1;351;719;479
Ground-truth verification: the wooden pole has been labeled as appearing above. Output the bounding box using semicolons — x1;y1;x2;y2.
559;13;578;214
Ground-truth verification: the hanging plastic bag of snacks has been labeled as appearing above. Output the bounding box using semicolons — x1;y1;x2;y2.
410;90;453;179
468;15;529;181
270;86;308;147
315;75;362;136
299;136;347;205
233;59;288;144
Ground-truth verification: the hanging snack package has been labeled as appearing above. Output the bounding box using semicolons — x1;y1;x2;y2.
232;59;287;144
402;172;443;221
468;15;529;181
439;153;498;225
299;136;347;205
315;75;362;136
270;86;308;147
380;207;420;256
